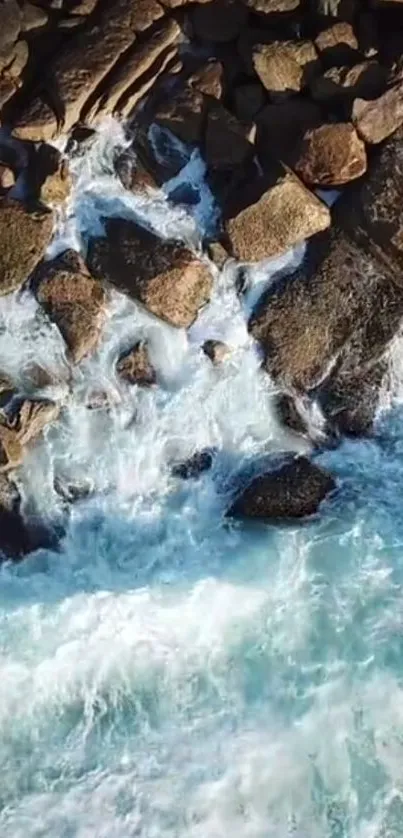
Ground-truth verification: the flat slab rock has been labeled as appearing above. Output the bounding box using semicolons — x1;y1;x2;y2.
87;219;212;329
0;199;54;295
33;250;107;364
223;164;330;263
227;456;335;520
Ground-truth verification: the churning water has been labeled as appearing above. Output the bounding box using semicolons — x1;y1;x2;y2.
1;120;403;837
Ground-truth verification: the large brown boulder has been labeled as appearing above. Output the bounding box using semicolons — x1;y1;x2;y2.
294;123;367;186
223;164;330;263
0;199;54;295
34;250;107;364
339;125;403;279
252;40;320;100
87;219;212;329
227;456;335;520
249;226;403;433
154;87;207;145
352;84;403;144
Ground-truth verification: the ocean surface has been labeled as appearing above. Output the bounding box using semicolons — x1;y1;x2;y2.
1;120;403;837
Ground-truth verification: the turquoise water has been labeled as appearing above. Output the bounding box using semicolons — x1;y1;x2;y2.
0;121;403;837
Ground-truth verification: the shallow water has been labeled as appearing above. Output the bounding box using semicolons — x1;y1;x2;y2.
1;120;403;837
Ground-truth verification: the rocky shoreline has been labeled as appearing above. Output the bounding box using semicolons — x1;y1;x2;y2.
0;0;403;557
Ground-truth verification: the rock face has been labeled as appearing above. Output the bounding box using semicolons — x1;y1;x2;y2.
0;199;54;295
34;250;107;364
227;456;336;520
223;165;330;263
116;341;156;386
87;219;212;329
294;123;367;186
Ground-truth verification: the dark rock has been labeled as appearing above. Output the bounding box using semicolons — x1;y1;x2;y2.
191;0;247;43
233;82;266;122
172;448;215;479
274;392;310;437
0;1;21;66
0;199;54;295
252;40;320;100
204;101;255;170
311;61;387;104
257;98;322;164
314;22;358;66
240;0;300;10
227;455;335;520
294;122;367;186
154;87;207;145
202;339;231;364
54;474;93;503
34;250;107;364
115;150;158;194
188;60;224;99
21;2;48;31
87;218;212;328
116;341;156;386
28;144;71;207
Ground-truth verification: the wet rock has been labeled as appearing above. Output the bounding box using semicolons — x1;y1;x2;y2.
191;0;247;43
352;84;403;144
204;102;254;170
28;144;71;207
227;456;335;520
2;397;60;446
223;163;330;263
314;22;358;66
115;151;157;194
252;40;320;100
274;392;310;437
154;87;207;145
339;125;403;278
233;83;266;122
87;218;212;329
0;199;53;295
312;0;358;19
294;123;367;187
172;448;215;479
0;473;59;560
116;341;156;387
6;38;29;78
317;359;385;437
67;0;100;13
311;61;387;104
202;339;231;364
249;227;403;394
257;98;321;164
0;373;16;406
206;241;229;269
34;249;107;364
0;426;23;471
54;474;93;503
188;60;224;99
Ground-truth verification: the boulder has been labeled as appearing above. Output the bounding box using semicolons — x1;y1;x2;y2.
233;82;266;122
154;87;207;145
0;0;21;66
116;341;156;386
188;60;224;99
0;426;23;472
223;163;330;263
28;144;71;207
34;250;107;364
274;392;312;438
311;61;387;104
204;102;255;170
257;98;321;164
191;0;247;43
227;456;335;520
115;151;158;194
0;199;54;295
172;449;215;479
312;0;358;19
352;84;403;144
338;126;403;278
252;40;320;100
87;218;212;329
202;339;231;364
314;22;358;66
249;227;403;395
2;397;60;446
294;123;367;186
21;2;48;31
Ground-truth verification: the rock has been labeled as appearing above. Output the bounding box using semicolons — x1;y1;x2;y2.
0;427;23;472
206;241;229;269
339;126;403;278
274;392;310;437
257;98;321;164
188;60;224;99
204;102;255;170
172;449;215;479
154;87;207;145
116;341;156;386
352;84;403;144
6;38;29;78
12;99;58;142
68;0;100;14
54;474;93;503
28;144;71;207
227;456;335;520
2;397;60;446
0;1;21;64
0;199;53;295
191;0;247;43
0;473;59;560
117;46;179;119
34;249;107;364
317;358;385;437
294;123;367;186
252;40;320;100
314;22;358;66
241;0;300;10
202;339;231;364
233;82;266;122
0;373;16;405
311;61;387;104
223;164;330;263
0;162;15;189
249;227;403;393
115;151;157;194
21;2;48;31
87;218;212;329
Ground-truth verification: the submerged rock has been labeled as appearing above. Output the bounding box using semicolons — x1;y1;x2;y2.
116;341;156;387
2;397;60;446
34;250;107;364
0;473;60;560
87;218;212;329
172;449;215;479
0;199;53;295
202;339;231;365
227;456;335;520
